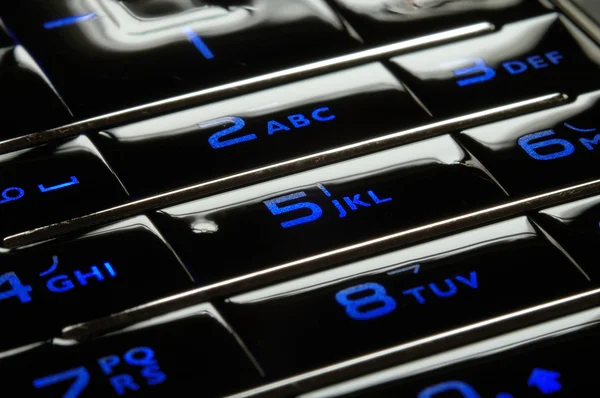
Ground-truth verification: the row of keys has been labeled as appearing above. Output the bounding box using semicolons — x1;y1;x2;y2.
1;192;599;393
90;11;600;198
1;12;599;221
0;0;550;118
5;85;600;256
5;13;600;243
6;87;600;264
307;309;600;397
33;14;600;201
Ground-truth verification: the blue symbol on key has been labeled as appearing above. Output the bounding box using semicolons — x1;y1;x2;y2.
38;176;79;193
418;380;480;397
0;187;24;204
39;256;59;277
528;368;562;395
564;123;597;133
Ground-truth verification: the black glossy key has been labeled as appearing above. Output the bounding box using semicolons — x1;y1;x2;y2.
217;217;588;377
388;13;600;118
152;134;505;286
0;0;360;116
330;0;549;44
0;45;72;140
0;135;128;240
0;216;192;351
0;304;263;397
536;194;600;281
335;317;600;397
90;63;431;198
457;91;600;196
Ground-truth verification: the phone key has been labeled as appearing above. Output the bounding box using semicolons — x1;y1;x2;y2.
91;63;431;197
330;0;549;44
152;134;505;286
536;194;600;281
388;13;600;117
217;217;589;377
457;90;600;196
314;312;600;397
0;46;72;140
0;304;263;397
0;215;193;351
0;135;128;241
0;0;360;116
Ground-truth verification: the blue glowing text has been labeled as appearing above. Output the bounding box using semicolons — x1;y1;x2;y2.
448;50;565;87
336;271;479;320
34;346;166;396
0;175;80;207
204;106;336;149
263;184;391;228
0;259;117;304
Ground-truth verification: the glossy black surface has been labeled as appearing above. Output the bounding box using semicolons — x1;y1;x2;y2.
536;194;600;281
91;63;430;198
151;134;505;286
458;91;600;196
217;217;588;377
0;216;192;351
0;45;72;139
0;135;128;240
343;319;600;397
0;0;360;116
0;305;262;397
331;0;550;44
0;21;12;47
388;14;600;118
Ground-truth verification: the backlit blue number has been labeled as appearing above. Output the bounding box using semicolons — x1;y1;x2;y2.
202;117;257;149
335;282;396;320
0;272;33;303
0;187;24;204
33;367;90;398
448;58;496;87
263;191;322;228
518;129;575;160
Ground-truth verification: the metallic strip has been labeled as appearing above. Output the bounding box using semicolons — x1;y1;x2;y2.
2;93;567;249
227;288;600;398
555;0;600;44
0;22;494;155
61;176;600;341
